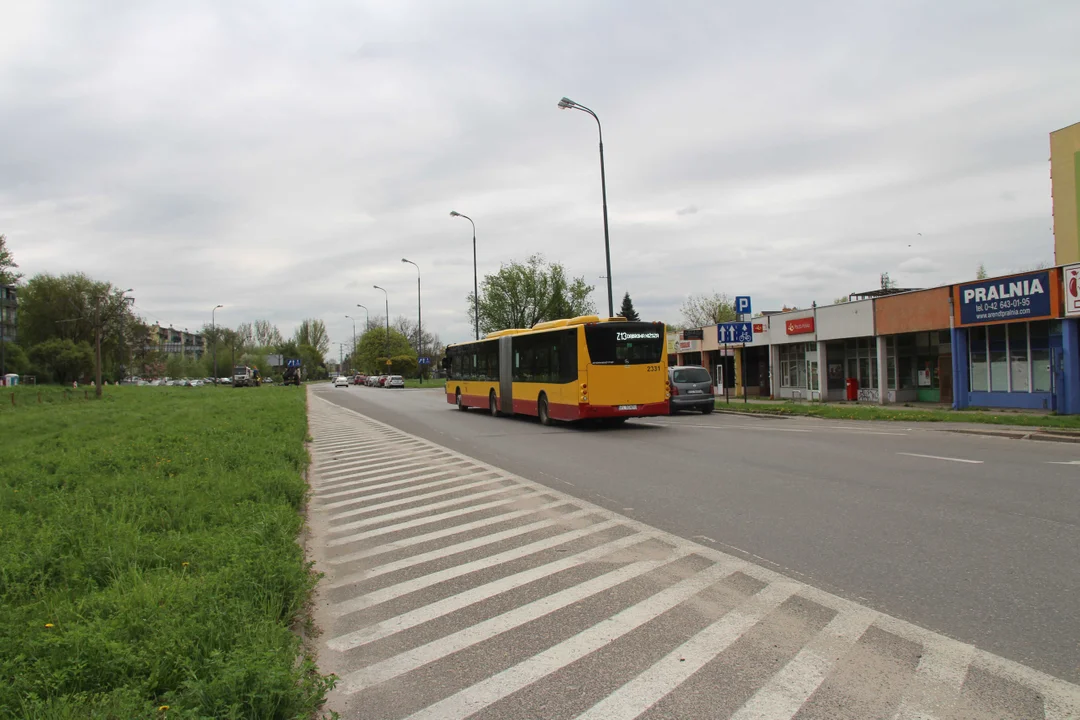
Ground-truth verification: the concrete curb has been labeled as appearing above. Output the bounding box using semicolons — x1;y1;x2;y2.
943;428;1080;444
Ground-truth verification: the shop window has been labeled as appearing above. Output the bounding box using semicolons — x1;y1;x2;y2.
969;327;988;392
989;325;1008;391
809;361;819;391
1030;321;1051;392
1009;324;1029;392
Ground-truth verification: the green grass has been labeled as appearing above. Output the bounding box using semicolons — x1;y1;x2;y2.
403;377;445;388
713;399;1080;429
0;386;334;718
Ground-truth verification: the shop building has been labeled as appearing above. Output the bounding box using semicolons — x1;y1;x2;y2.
951;269;1062;411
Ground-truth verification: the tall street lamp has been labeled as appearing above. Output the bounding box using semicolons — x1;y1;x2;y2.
450;211;479;340
345;315;356;372
356;304;369;331
373;285;389;366
401;258;422;379
558;95;614;318
212;304;223;384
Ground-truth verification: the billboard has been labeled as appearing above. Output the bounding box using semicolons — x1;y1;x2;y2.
1051;122;1080;264
956;271;1053;325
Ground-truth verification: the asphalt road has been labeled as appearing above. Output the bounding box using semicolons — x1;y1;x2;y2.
315;383;1080;686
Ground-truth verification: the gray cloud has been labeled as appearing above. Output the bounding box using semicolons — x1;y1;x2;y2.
2;0;1079;348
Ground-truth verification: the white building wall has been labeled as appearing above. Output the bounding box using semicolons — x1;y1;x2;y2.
767;309;817;345
816;300;875;340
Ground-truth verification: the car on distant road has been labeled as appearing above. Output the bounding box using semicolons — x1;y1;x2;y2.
353;374;367;385
387;375;405;388
668;365;715;414
377;375;389;387
333;376;350;388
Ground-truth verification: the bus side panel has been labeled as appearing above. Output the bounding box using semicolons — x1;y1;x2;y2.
499;336;513;413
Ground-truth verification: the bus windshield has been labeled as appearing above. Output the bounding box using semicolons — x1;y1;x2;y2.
584;323;664;365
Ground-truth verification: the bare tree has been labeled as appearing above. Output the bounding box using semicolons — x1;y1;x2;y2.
680;292;736;328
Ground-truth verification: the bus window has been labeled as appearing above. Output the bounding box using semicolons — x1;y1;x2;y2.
584;323;663;365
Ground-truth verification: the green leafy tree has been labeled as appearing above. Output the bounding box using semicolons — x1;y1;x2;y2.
384;355;418;376
28;339;94;384
833;296;850;304
467;254;595;334
356;327;414;373
2;342;29;375
0;235;21;286
294;319;330;358
619;292;641;321
680;292;737;328
975;263;989;280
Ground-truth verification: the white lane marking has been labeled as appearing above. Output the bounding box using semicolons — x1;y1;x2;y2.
575;581;799;719
340;549;693;694
327;531;654;653
728;608;877;720
315;464;474;495
891;639;974;720
402;559;745;720
316;468;483;501
327;477;509;524
330;520;626;617
315;450;450;475
329;509;598;587
1046;460;1080;465
321;472;499;511
896;452;983;464
326;498;566;560
326;487;539;542
317;455;462;482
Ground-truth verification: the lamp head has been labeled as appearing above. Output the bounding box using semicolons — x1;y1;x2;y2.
558;97;574;109
449;210;460;217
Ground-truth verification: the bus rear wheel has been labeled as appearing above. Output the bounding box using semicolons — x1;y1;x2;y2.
538;394;553;426
456;389;467;411
489;390;499;416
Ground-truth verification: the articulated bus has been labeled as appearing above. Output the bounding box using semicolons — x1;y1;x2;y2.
442;316;669;424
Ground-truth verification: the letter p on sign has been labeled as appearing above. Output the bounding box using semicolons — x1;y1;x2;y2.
735;296;752;315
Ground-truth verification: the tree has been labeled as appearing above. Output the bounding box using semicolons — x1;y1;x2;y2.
253;319;283;348
293;319;330;358
680;292;736;328
975;263;989;280
833;296;850;304
2;342;28;375
356;326;414;374
28;339;94;384
619;292;640;321
0;235;21;286
235;322;255;349
880;272;896;290
467;254;595;334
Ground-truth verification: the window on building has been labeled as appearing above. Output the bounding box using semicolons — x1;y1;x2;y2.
1030;321;1051;392
886;337;897;390
989;325;1008;392
969;326;988;391
779;343;808;388
1009;324;1029;392
808;360;819;391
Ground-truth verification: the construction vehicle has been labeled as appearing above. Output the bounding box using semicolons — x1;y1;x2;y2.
282;362;301;386
232;365;262;387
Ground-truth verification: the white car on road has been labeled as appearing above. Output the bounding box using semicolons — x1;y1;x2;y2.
333;376;350;388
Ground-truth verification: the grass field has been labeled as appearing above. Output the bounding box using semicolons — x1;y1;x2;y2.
713;399;1080;428
403;377;445;388
0;386;333;718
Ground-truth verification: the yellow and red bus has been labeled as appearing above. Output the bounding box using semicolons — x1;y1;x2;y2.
442;316;669;424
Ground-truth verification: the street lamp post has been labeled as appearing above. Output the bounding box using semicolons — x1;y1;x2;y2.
401;258;422;379
212;304;223;384
356;304;369;331
373;285;389;368
345;315;356;372
558;96;614;318
450;211;479;340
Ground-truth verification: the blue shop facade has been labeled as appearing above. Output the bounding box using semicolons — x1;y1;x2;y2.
950;267;1080;414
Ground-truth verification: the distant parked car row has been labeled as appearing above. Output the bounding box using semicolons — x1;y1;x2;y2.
333;374;405;389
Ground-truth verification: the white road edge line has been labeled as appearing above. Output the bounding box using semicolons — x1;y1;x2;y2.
896;452;983;464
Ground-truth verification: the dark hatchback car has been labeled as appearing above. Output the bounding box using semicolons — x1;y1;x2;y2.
668;365;715;414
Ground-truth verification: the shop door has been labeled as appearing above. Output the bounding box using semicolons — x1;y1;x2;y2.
759;359;770;396
938;354;952;404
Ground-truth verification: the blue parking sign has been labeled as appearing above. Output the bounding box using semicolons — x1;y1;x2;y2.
735;296;752;315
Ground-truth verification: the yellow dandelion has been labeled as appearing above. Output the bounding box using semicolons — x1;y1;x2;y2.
44;623;54;628
181;562;189;567
159;706;169;712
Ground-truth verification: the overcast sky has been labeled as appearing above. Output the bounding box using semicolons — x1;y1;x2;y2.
2;1;1078;350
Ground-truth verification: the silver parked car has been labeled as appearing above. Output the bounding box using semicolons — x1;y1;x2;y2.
387;375;405;388
668;365;715;414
